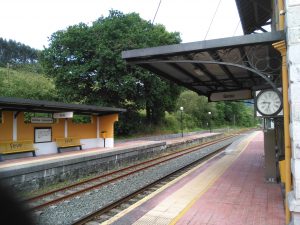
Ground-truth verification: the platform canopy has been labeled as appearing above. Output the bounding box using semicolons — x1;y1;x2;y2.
0;97;126;116
235;0;272;34
122;31;284;100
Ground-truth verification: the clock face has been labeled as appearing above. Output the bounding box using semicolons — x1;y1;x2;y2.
256;90;282;116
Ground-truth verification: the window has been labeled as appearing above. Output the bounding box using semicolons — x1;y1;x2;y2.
72;114;92;124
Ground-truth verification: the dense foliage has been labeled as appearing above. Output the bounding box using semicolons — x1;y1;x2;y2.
175;90;257;130
41;10;182;134
0;38;39;66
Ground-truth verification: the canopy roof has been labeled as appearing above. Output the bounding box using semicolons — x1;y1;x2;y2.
122;31;284;98
0;97;126;116
235;0;272;34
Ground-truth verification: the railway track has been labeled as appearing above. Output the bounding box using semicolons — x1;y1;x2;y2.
71;144;230;225
25;133;241;213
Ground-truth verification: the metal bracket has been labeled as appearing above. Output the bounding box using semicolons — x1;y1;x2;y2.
14;111;20;118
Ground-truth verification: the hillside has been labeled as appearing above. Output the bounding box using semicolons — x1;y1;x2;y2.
0;67;57;100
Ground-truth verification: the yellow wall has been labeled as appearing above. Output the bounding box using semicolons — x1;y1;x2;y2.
17;113;65;141
68;116;97;139
0;111;13;141
99;114;118;138
0;111;119;142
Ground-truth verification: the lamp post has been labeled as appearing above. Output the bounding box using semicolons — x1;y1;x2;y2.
180;106;184;137
233;114;236;127
208;111;212;133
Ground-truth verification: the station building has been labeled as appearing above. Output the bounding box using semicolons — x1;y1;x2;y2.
0;97;125;160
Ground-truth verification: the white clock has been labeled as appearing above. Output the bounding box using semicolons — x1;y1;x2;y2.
255;89;282;116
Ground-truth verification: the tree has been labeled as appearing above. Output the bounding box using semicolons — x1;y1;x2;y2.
176;90;216;129
215;101;256;127
41;10;182;133
175;90;257;129
0;38;39;67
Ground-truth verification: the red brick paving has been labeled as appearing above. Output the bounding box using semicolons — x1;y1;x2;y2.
109;153;226;225
175;132;285;225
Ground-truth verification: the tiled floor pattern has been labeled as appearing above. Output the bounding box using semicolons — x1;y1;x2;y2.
104;132;265;225
104;153;228;225
174;132;284;225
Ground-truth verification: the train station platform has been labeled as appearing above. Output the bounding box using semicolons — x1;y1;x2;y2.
103;131;285;225
0;132;220;192
0;132;218;169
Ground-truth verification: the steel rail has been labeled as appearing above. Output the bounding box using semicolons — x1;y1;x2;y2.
26;134;228;202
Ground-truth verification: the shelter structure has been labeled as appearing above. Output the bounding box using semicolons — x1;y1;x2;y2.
122;31;284;99
0;97;125;159
122;0;300;224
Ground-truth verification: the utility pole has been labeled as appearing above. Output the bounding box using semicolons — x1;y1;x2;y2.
233;114;236;127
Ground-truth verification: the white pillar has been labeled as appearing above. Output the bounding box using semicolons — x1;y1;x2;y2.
13;111;17;141
64;119;68;138
96;117;100;138
286;0;300;224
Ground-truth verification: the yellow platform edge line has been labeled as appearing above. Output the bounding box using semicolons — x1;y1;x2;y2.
169;132;258;225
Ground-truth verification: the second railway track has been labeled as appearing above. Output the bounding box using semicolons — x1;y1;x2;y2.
25;134;235;210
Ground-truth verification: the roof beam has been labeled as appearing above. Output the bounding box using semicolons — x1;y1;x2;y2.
259;27;268;33
208;51;243;88
238;47;257;85
141;64;207;95
167;63;214;91
191;62;229;91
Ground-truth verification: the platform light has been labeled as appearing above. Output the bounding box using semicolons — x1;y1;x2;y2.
180;107;184;137
208;111;212;133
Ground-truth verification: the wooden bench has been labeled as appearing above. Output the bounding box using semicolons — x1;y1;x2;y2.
0;140;36;161
56;137;83;153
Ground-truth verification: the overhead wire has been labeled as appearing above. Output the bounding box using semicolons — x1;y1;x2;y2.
152;0;162;24
204;0;222;40
233;20;241;36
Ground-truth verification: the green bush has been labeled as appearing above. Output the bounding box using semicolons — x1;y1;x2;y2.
163;112;180;132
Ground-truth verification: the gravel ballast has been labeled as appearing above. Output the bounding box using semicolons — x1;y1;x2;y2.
34;135;243;225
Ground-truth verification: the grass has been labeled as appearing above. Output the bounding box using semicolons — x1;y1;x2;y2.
0;66;43;77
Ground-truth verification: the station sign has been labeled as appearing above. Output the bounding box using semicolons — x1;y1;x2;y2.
209;90;252;102
53;112;74;118
31;117;54;124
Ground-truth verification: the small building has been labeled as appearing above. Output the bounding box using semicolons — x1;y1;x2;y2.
0;97;125;160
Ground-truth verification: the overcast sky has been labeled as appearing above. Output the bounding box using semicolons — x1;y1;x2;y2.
0;0;243;50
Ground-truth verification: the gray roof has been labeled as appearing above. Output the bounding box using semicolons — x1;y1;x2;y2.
122;31;284;98
0;97;126;115
235;0;272;34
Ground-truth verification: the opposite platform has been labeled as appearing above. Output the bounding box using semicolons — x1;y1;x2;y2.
103;131;285;225
0;132;220;192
